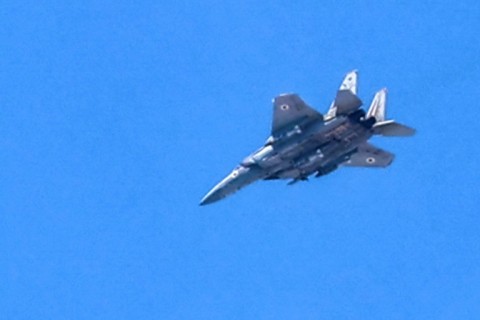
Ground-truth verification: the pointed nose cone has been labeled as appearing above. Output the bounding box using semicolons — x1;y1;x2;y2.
199;186;224;206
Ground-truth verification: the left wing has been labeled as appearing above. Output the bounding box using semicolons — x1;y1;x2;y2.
271;94;323;137
343;142;394;168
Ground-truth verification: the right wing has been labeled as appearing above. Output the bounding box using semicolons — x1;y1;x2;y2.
271;94;323;137
343;142;394;168
325;70;363;119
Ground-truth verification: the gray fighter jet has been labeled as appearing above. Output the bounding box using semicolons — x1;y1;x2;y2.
200;71;415;205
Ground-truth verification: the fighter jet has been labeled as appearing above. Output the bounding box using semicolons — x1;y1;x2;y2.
200;71;415;205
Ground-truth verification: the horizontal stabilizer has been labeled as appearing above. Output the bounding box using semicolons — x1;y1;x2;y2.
343;142;394;168
373;120;416;137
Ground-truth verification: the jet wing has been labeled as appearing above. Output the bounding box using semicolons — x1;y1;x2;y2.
271;94;323;137
343;142;394;167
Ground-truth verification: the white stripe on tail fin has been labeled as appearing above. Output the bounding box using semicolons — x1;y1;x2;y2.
366;88;387;121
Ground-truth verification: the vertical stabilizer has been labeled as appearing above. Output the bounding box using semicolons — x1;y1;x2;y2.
325;70;361;119
366;88;387;121
367;88;416;136
339;69;358;94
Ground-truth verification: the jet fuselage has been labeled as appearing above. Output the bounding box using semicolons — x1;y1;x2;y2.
200;70;414;205
201;109;374;205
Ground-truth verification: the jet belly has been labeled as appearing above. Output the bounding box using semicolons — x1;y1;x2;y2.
263;118;343;166
263;119;344;179
273;117;372;179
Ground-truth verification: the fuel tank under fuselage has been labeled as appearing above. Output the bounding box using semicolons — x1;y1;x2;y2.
242;109;375;179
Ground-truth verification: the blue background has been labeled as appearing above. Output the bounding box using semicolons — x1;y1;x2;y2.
1;1;479;319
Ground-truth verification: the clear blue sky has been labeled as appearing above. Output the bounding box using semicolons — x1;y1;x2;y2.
1;1;479;319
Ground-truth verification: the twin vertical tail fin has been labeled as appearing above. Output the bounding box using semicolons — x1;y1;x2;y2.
325;70;362;120
326;71;416;137
366;88;387;122
367;88;416;137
